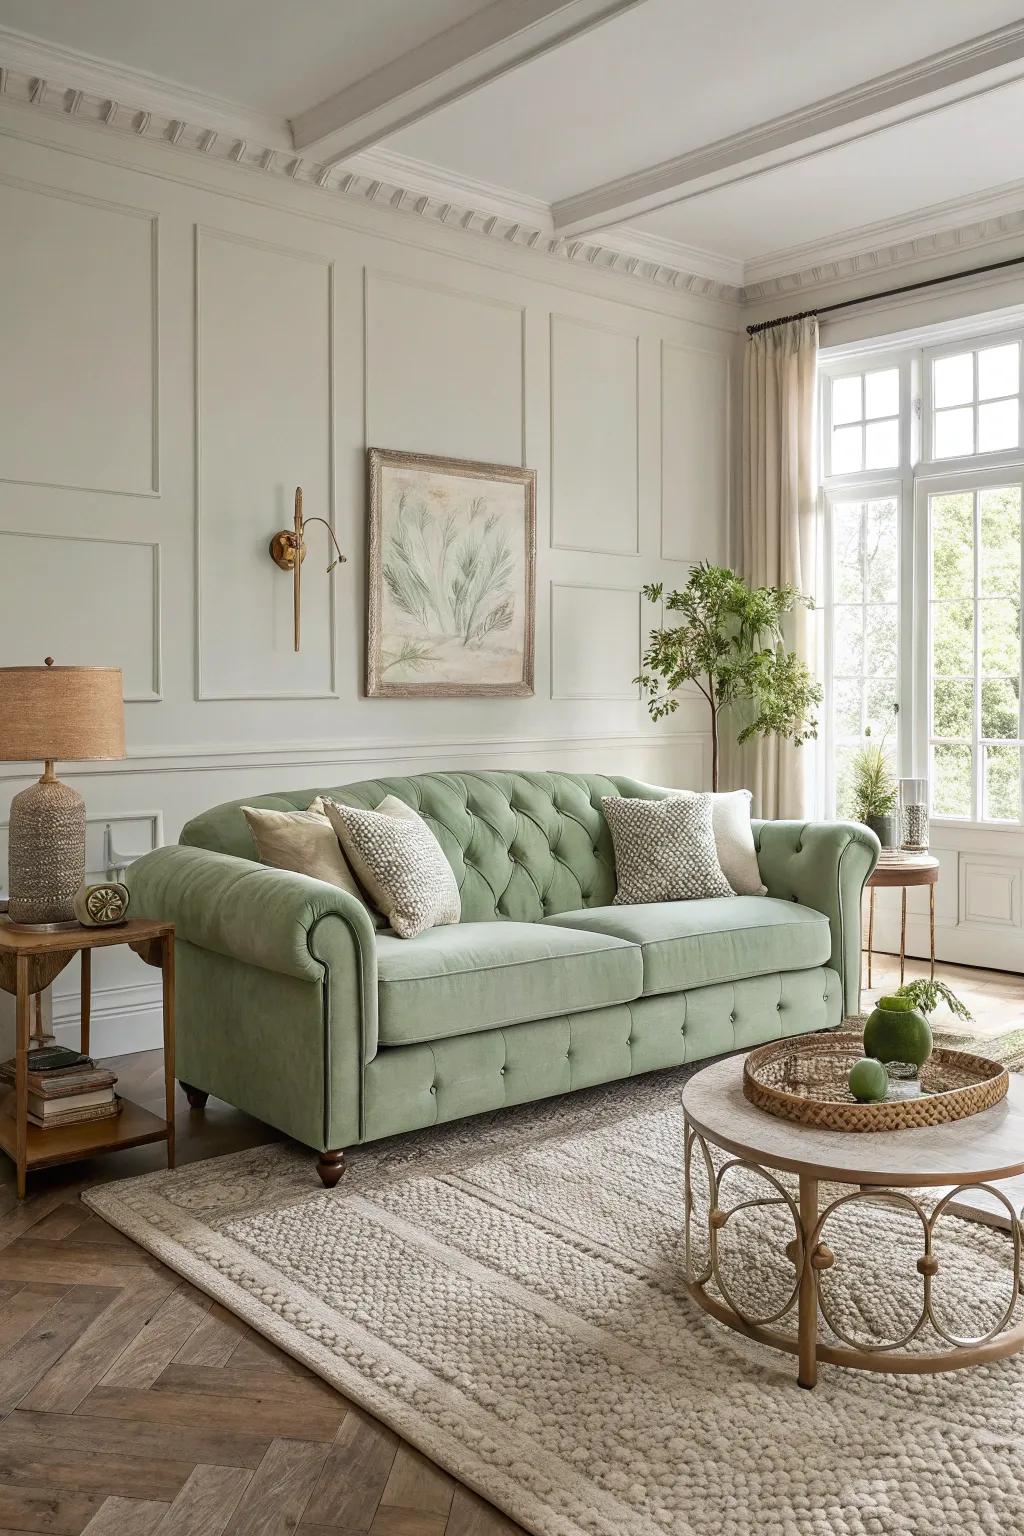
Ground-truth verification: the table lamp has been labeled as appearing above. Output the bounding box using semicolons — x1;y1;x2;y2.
0;659;125;929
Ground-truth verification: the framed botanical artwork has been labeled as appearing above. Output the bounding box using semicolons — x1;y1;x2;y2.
367;447;536;698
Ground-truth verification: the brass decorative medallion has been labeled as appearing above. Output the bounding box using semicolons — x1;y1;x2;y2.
73;882;130;927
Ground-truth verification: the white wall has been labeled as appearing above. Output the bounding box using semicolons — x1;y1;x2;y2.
0;108;740;1053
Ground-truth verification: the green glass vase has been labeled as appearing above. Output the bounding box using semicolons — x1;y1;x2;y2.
862;995;933;1068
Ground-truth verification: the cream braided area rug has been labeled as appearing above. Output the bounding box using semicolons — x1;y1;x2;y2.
85;1067;1024;1536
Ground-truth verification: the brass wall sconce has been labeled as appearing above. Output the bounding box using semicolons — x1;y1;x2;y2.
269;487;347;652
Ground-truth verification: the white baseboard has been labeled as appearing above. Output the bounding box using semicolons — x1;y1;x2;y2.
52;982;164;1059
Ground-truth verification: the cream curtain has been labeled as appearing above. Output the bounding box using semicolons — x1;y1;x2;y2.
738;316;819;820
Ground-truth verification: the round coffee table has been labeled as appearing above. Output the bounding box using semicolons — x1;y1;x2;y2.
682;1053;1024;1388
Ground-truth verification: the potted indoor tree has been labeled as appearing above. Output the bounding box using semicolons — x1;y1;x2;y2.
636;564;822;790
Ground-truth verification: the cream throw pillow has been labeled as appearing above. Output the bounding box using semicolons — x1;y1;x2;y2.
673;788;766;896
242;798;368;906
602;794;734;904
323;796;461;939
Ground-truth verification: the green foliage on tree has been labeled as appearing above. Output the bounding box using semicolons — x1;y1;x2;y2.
931;487;1022;819
636;564;822;790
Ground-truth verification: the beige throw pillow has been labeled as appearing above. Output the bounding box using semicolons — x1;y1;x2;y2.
242;798;368;906
672;788;766;895
602;793;734;904
323;796;460;939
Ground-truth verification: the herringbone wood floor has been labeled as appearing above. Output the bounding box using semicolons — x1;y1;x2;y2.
0;959;1018;1535
0;1065;524;1536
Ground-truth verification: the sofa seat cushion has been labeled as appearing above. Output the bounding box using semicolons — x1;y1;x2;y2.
375;921;643;1047
541;896;832;996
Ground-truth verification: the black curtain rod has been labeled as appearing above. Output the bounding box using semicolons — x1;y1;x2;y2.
746;252;1024;336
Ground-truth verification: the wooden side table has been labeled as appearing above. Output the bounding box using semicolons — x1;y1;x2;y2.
864;855;940;989
0;916;175;1198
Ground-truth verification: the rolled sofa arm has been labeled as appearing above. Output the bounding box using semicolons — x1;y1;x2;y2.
751;820;879;1018
126;845;379;1058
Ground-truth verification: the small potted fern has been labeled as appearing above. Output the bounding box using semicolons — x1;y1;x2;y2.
851;742;899;849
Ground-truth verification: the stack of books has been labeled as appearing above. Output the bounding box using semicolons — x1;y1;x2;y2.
0;1047;121;1129
876;849;933;865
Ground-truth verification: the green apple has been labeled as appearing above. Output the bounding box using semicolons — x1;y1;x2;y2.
848;1057;888;1103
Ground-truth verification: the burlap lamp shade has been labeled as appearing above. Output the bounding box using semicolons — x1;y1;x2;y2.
0;661;125;927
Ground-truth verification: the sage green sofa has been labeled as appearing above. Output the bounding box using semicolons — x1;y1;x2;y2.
126;771;877;1184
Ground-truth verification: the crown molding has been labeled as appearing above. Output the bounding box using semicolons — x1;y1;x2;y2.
741;184;1024;303
744;176;1024;289
346;146;746;287
0;23;289;147
0;55;741;305
4;25;1021;318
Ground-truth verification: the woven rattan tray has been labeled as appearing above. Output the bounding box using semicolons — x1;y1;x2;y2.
743;1030;1008;1132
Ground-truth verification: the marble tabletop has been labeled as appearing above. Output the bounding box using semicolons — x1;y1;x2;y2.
682;1052;1024;1187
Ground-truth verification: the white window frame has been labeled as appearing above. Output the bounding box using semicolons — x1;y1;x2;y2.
921;328;1024;475
821;478;906;817
916;465;1024;824
819;324;1024;829
820;355;914;485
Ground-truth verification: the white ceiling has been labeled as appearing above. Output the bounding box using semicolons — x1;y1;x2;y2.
3;0;1024;289
631;76;1024;264
387;0;1024;202
0;0;497;116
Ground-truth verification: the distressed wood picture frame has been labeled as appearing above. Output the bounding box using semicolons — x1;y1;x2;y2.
367;447;536;698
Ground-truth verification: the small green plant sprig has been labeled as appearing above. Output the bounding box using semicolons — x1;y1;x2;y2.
850;743;898;819
850;701;899;821
894;978;973;1023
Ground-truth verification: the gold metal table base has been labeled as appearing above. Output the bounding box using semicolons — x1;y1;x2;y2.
684;1120;1024;1388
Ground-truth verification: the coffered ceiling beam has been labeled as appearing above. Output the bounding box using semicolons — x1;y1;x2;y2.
551;20;1024;237
290;0;646;164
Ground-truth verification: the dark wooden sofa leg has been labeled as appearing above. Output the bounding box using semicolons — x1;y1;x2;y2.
317;1149;346;1188
179;1081;209;1110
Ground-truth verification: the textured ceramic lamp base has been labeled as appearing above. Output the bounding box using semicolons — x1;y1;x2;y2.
8;770;86;926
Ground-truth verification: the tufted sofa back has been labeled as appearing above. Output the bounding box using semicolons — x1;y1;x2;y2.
180;770;672;923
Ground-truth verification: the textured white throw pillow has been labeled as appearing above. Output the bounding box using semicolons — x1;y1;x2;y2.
242;798;369;906
323;797;461;939
602;794;734;905
672;788;766;895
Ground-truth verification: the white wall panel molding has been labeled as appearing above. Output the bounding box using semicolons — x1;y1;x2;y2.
0;729;707;783
0;808;162;884
550;582;643;701
365;268;526;467
660;341;730;564
0;63;740;308
0;530;162;701
51;979;164;1057
0;172;159;496
0;119;726;1051
549;314;639;556
958;855;1022;930
194;224;336;701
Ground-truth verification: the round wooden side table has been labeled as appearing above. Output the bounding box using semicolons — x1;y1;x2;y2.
864;854;940;988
